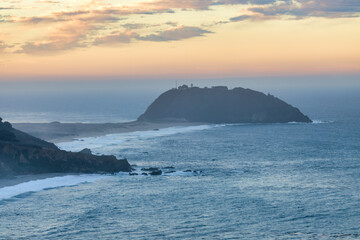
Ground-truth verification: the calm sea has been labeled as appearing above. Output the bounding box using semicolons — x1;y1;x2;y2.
0;87;359;239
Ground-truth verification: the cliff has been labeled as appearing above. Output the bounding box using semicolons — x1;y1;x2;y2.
138;86;311;123
0;117;131;178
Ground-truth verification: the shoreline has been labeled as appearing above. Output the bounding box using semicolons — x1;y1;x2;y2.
1;121;206;189
13;120;206;143
0;173;79;189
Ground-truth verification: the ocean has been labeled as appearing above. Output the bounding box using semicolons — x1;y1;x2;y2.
0;86;360;239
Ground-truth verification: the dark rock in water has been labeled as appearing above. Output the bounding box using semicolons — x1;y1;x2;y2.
184;169;192;172
129;172;138;176
79;148;92;154
0;117;131;178
138;86;312;123
141;172;148;176
163;166;175;169
141;167;159;172
149;169;162;175
165;170;176;174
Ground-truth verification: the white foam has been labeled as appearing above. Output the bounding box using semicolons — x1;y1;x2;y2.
311;120;333;124
287;120;332;125
0;174;110;201
57;124;220;153
163;171;194;176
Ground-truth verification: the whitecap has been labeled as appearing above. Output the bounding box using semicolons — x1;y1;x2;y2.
0;174;110;201
311;120;333;124
57;124;221;153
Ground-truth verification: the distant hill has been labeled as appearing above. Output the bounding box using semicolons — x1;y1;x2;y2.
138;86;311;123
0;117;131;178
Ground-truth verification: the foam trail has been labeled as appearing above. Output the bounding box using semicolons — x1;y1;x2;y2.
0;174;110;201
57;124;220;153
311;120;333;124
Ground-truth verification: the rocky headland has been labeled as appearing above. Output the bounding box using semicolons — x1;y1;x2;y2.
138;85;312;123
0;117;131;178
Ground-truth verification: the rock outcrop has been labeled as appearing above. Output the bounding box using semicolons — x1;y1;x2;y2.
0;118;131;178
138;86;311;123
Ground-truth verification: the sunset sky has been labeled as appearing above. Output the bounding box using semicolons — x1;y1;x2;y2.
0;0;359;79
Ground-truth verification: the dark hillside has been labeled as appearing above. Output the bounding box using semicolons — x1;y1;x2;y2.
138;86;311;123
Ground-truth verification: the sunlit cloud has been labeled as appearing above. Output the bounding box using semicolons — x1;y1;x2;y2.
230;0;360;21
91;26;212;46
138;0;214;10
137;26;212;42
0;41;8;51
229;13;276;21
0;0;359;78
35;0;60;3
213;0;277;5
3;0;360;55
16;21;94;54
94;31;138;45
122;23;154;30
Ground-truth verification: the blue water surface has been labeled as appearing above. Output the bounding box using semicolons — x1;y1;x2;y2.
0;89;360;239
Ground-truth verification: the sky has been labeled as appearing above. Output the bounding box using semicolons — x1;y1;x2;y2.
0;0;360;79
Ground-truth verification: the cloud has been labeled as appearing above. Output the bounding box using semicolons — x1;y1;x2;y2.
0;41;11;53
93;31;138;45
15;23;213;53
35;0;60;3
7;0;360;55
165;21;178;27
121;22;177;30
13;0;214;25
227;0;360;22
92;26;212;46
138;0;214;10
213;0;278;5
0;41;7;50
122;23;158;30
137;26;212;42
229;13;276;21
16;21;93;54
7;0;360;23
14;10;90;24
8;0;216;54
247;0;360;19
229;15;252;21
0;15;10;22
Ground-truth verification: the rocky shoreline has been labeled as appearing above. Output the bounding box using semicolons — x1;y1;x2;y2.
1;85;312;183
0;118;131;179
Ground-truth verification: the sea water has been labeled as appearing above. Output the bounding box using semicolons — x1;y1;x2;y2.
0;89;360;239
